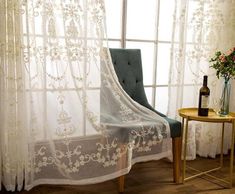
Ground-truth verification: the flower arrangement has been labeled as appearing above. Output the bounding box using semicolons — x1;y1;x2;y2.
209;47;235;81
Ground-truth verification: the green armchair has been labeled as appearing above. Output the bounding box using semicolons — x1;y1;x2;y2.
109;48;182;193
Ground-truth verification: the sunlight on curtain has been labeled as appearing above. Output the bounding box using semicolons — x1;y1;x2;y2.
0;0;171;191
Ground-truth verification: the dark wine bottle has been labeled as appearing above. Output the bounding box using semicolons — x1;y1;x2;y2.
198;75;210;116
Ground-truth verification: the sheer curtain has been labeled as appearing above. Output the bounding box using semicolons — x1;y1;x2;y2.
168;0;235;159
0;0;172;191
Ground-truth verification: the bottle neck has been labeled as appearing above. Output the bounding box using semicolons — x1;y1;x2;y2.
203;76;208;87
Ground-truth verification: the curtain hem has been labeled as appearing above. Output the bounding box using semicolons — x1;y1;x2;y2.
25;150;171;190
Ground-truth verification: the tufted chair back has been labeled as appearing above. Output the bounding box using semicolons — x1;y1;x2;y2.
109;48;165;117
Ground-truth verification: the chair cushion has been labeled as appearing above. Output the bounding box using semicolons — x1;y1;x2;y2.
109;48;181;138
149;108;181;138
164;117;181;138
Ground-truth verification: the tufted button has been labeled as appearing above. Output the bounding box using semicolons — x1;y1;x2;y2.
136;80;139;83
128;62;131;65
122;80;125;84
113;61;116;65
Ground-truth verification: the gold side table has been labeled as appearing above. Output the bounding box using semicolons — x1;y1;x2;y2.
178;108;235;188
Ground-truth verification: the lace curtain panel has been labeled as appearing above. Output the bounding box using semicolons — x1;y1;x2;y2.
0;0;171;191
168;0;235;159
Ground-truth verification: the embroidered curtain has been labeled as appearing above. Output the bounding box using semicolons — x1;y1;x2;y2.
0;0;171;191
168;0;235;159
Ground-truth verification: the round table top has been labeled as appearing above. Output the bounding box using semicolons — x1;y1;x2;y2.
178;108;235;122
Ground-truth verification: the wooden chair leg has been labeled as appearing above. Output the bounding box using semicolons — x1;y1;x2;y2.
117;138;182;192
118;175;125;193
172;137;182;184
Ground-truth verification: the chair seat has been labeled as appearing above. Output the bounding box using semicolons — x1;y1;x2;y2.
164;117;181;138
147;107;181;138
139;101;181;138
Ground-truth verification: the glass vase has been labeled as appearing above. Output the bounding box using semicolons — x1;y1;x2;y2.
219;78;231;116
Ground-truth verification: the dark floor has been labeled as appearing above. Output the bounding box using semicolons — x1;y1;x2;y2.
1;156;235;194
